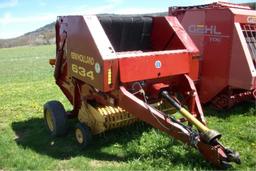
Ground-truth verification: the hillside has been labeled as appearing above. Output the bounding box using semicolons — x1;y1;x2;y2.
0;22;55;48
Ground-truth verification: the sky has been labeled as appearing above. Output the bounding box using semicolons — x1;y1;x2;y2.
0;0;255;39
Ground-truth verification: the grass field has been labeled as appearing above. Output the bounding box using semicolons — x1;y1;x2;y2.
0;45;255;170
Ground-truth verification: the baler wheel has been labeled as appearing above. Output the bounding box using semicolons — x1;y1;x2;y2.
43;100;68;137
75;123;92;147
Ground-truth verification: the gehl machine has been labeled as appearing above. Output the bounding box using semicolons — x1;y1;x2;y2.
44;15;240;167
170;1;256;109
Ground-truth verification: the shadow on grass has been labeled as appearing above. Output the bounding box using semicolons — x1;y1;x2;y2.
204;101;255;119
11;118;213;169
12;118;145;161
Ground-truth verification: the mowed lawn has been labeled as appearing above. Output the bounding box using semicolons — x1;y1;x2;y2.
0;45;255;170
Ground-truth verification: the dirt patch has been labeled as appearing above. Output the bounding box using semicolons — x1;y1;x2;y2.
89;160;123;168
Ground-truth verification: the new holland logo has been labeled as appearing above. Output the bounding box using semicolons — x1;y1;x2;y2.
247;16;256;23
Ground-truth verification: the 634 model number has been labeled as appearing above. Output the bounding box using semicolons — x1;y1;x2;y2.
71;64;94;80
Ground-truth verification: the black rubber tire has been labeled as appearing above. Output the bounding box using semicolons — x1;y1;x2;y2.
43;100;68;137
75;123;92;147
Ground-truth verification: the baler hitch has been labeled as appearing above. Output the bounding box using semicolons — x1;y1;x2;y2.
119;86;241;168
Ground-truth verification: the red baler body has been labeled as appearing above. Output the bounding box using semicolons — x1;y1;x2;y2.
170;2;256;108
48;14;240;167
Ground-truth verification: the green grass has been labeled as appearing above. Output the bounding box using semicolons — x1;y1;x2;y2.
0;45;255;170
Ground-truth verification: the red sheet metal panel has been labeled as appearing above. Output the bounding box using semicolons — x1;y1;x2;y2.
151;16;199;81
174;9;234;103
64;16;119;93
118;51;190;83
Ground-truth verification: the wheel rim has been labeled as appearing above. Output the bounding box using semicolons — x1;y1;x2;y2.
75;128;84;144
46;111;54;132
